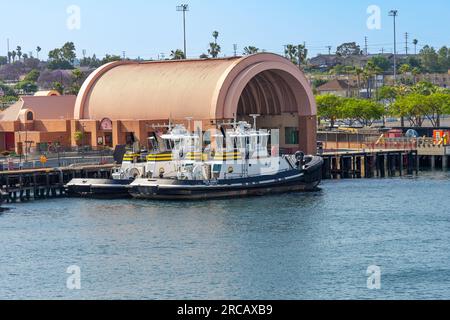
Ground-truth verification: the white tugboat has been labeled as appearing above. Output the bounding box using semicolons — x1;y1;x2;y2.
65;124;202;198
129;121;323;200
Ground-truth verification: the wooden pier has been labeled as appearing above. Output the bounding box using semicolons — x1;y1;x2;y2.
0;164;117;203
321;150;419;180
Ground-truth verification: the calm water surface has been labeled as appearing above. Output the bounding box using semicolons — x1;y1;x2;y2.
1;171;450;300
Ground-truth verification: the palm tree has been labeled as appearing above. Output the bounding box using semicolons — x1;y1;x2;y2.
412;67;421;84
36;46;42;60
11;50;16;62
170;49;185;60
212;31;219;44
297;44;308;66
284;44;298;65
208;43;221;58
7;51;12;64
16;46;22;61
364;61;382;99
355;67;364;97
243;46;260;55
399;64;412;75
412;39;418;55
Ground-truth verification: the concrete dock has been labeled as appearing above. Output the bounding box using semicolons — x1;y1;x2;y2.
0;164;117;203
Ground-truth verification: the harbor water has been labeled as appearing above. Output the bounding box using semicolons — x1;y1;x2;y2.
1;171;450;300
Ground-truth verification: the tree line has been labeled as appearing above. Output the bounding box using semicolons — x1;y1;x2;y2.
317;81;450;128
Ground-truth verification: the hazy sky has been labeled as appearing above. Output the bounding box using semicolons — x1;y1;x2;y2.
1;0;449;60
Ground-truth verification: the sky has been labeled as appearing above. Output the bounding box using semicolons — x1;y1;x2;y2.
0;0;449;60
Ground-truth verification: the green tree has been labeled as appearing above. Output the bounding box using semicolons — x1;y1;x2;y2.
51;81;65;95
284;44;298;65
66;69;83;95
336;42;363;57
212;31;219;44
15;80;38;94
243;46;260;55
11;50;16;62
74;131;84;146
412;81;438;96
208;43;221;58
413;39;419;55
437;46;450;72
419;45;440;73
368;55;391;72
0;56;7;65
399;64;412;74
170;49;185;60
316;94;344;128
364;60;382;99
423;92;450;127
341;98;385;126
101;54;122;64
390;93;427;127
378;86;398;102
16;46;22;61
48;42;77;70
36;46;42;60
411;67;421;84
24;69;40;82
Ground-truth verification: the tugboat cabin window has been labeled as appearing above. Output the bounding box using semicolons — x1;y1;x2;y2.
212;164;222;174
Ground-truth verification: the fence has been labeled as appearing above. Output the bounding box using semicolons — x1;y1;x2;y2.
0;147;115;171
318;131;419;153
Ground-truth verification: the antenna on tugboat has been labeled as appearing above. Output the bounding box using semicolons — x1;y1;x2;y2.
249;114;261;129
185;117;193;132
233;113;238;129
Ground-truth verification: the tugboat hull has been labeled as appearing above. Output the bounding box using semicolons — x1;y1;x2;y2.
65;179;132;199
129;156;323;200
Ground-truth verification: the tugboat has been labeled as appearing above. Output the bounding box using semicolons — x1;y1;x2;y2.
65;150;148;198
129;121;323;200
65;124;202;198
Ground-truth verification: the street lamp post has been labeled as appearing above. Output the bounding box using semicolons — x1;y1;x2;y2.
176;4;189;59
389;10;398;83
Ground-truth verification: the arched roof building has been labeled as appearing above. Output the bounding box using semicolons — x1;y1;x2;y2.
74;53;317;154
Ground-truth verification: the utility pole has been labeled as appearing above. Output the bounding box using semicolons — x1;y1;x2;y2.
233;44;238;57
405;32;409;55
176;4;189;59
122;51;126;60
7;38;10;63
365;36;368;55
327;46;332;55
389;10;399;83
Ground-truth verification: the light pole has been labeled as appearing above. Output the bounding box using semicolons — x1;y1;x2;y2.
389;10;398;83
176;4;189;59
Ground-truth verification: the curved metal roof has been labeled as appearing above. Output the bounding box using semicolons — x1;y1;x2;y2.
75;53;316;121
